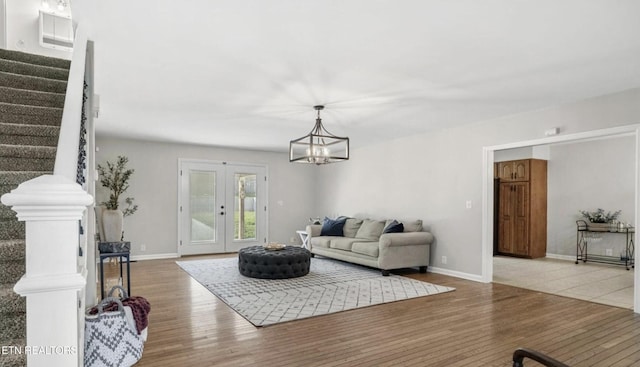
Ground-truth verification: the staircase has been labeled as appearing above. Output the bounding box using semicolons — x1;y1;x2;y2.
0;48;69;367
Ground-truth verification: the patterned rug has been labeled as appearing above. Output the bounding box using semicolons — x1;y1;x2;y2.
177;257;455;327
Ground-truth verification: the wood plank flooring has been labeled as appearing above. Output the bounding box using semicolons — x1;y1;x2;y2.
105;254;640;366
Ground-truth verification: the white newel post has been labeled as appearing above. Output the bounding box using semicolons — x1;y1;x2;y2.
1;175;93;367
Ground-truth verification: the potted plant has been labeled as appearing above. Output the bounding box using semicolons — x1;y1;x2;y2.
97;156;138;243
579;208;621;231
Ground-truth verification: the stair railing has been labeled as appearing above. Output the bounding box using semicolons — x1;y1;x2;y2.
0;24;94;367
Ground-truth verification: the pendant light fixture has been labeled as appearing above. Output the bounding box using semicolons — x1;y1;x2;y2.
289;105;349;165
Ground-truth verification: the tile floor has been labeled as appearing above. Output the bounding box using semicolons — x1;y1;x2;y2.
493;255;634;309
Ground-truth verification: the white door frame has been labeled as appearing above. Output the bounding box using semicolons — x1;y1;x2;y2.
482;124;640;314
177;159;269;256
0;0;6;49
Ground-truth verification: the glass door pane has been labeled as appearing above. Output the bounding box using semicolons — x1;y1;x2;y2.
190;171;216;242
225;165;266;252
234;173;257;240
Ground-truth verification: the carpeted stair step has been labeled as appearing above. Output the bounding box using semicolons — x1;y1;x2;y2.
0;220;25;241
0;59;69;81
0;71;67;94
0;349;26;367
0;48;70;70
0;86;65;108
0;103;62;126
0;145;56;171
0;240;24;261
0;259;25;284
0;123;60;147
0;204;17;221
0;284;25;315
0;312;25;345
0;171;49;187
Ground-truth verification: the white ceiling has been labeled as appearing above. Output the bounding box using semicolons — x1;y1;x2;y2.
72;0;640;152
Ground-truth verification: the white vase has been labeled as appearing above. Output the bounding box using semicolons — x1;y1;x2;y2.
102;209;124;242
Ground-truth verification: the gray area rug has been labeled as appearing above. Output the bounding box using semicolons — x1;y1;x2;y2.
177;257;455;327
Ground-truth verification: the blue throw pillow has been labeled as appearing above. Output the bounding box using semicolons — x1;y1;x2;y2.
321;216;347;236
383;220;404;234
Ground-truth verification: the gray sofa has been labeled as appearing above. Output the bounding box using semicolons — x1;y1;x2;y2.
306;217;433;275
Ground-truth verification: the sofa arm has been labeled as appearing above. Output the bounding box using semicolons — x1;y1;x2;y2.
379;232;434;248
306;224;322;237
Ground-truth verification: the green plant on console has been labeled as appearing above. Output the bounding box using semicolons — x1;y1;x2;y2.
579;208;621;223
97;155;138;216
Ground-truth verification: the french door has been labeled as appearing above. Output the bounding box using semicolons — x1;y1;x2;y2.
179;160;267;255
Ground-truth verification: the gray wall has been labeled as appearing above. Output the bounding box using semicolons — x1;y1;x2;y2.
315;88;640;277
95;137;317;258
547;136;635;257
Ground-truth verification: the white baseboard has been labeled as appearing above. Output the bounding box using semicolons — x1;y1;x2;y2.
429;266;484;283
545;253;576;262
130;253;179;261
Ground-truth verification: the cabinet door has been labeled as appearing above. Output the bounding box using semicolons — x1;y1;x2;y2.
512;160;530;181
497;162;514;181
512;182;530;255
496;160;530;181
498;183;514;254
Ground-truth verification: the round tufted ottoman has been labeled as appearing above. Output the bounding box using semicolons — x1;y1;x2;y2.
238;246;311;279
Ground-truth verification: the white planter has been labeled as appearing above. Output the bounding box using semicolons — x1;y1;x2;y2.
102;209;124;242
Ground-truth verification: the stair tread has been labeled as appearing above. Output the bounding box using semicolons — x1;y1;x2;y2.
0;101;62;114
0;71;68;94
0;58;69;81
0;86;65;108
0;122;60;137
0;48;70;69
0;171;50;186
0;101;63;127
0;144;57;158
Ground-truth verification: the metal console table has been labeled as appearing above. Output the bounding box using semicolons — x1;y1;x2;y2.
575;220;635;270
99;250;131;299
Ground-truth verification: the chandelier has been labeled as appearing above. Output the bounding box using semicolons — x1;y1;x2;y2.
289;105;349;165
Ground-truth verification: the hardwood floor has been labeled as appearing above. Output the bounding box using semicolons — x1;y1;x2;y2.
105;254;640;366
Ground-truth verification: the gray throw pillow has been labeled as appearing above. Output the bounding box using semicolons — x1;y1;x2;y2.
402;219;423;232
343;218;363;238
355;219;385;241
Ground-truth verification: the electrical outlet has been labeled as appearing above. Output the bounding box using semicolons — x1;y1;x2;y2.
605;248;613;256
441;256;447;265
140;244;146;252
290;237;296;243
466;200;472;209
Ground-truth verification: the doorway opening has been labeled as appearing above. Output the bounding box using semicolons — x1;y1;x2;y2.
482;125;640;313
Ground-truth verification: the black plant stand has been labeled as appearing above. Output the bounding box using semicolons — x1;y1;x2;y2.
99;250;131;299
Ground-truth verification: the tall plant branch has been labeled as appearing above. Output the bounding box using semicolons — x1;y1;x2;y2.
97;156;138;216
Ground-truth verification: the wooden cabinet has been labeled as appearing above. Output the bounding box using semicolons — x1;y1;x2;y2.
496;159;529;182
496;159;547;258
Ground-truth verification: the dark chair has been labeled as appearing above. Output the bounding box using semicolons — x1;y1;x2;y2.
512;348;570;367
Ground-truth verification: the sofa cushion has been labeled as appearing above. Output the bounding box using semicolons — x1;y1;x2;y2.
310;236;332;248
329;237;360;251
343;218;363;238
402;219;423;232
355;219;385;241
383;220;404;234
351;242;379;257
321;216;347;236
